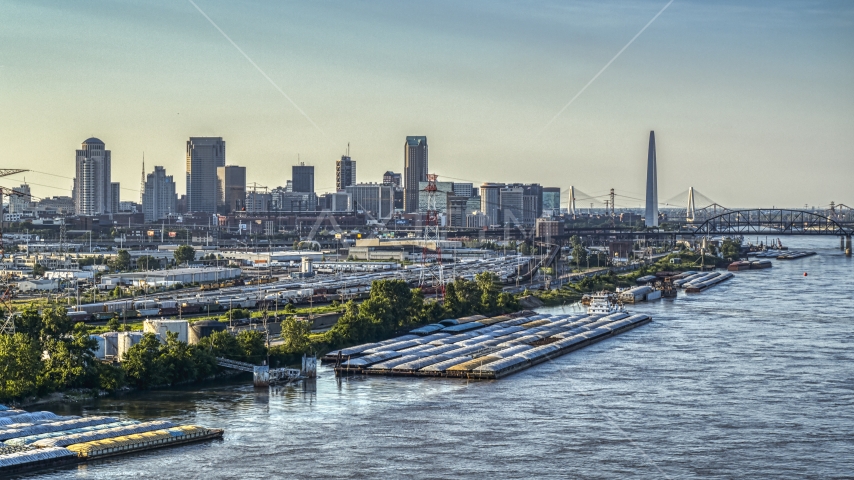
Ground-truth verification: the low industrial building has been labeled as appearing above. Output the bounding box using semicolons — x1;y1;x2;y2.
348;246;407;262
44;270;95;280
221;250;323;266
17;279;61;292
99;267;242;287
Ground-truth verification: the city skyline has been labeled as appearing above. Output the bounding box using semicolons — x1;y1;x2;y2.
1;0;852;207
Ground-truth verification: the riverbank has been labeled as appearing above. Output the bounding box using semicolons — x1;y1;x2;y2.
16;236;848;479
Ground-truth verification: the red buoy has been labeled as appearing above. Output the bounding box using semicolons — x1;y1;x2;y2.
804;272;808;276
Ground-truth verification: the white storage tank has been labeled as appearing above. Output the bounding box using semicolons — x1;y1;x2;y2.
102;331;120;358
90;335;106;359
117;332;145;361
143;319;189;343
301;257;313;275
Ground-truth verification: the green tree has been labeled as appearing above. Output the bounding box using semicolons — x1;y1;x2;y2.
228;308;250;320
358;279;415;335
235;330;267;364
444;277;480;318
280;316;311;354
198;329;241;359
32;263;47;277
136;255;161;270
158;331;197;386
1;306;105;400
109;250;132;271
173;245;196;265
497;292;519;312
570;235;587;271
721;239;741;260
327;300;374;346
38;324;98;393
94;361;125;392
475;271;501;314
0;333;42;401
122;333;166;389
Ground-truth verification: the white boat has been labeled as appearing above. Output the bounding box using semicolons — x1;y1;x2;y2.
586;292;625;315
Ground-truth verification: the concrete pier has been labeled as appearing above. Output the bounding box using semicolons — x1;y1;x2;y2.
846;235;852;257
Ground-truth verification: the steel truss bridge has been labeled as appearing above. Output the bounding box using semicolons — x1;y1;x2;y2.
445;209;854;240
687;209;853;236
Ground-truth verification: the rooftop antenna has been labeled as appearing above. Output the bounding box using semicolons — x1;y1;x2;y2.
347;142;350;157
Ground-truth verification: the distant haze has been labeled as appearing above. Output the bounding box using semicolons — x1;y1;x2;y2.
1;0;851;208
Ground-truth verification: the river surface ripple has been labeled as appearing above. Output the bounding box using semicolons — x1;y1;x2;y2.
24;236;854;479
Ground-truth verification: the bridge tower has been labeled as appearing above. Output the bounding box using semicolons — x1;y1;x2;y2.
687;187;696;222
645;131;659;227
568;186;577;216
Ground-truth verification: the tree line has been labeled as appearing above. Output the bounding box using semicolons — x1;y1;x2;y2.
0;305;270;401
269;272;518;364
0;273;516;402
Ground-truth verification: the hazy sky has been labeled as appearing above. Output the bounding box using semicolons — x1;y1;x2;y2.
1;0;852;208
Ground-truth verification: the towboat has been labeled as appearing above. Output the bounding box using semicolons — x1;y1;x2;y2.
586;292;625;315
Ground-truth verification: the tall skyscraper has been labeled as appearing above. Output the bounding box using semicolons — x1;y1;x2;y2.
500;186;524;226
186;137;226;214
505;183;543;218
480;183;504;226
645;131;659;227
217;165;246;213
110;182;121;213
292;162;314;193
74;137;113;216
336;155;356;191
403;136;428;213
142;166;177;222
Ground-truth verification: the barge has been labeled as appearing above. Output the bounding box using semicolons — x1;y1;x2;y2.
329;305;652;380
684;271;734;293
0;407;223;477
